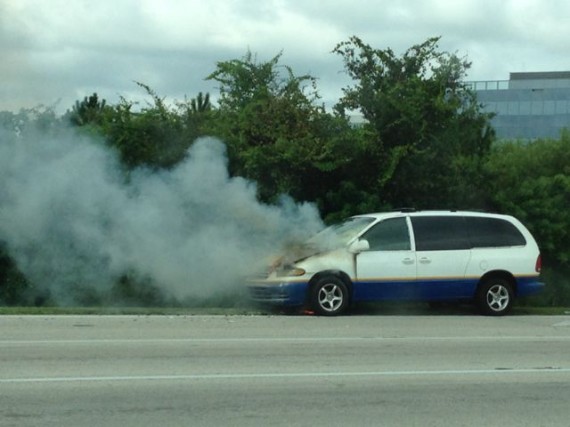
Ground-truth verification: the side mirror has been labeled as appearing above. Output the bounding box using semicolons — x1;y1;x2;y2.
348;239;370;254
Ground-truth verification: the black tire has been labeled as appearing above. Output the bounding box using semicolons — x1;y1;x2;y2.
476;277;514;316
310;276;350;316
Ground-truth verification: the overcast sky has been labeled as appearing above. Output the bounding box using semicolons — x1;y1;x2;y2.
1;0;569;113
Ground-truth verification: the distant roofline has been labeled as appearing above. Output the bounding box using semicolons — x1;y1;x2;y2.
510;71;570;80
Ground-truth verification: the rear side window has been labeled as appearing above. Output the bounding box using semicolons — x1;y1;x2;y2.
361;217;411;251
411;216;470;251
465;217;526;247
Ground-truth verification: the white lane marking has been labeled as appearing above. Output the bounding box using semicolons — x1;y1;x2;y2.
2;368;570;384
553;320;570;327
1;336;570;346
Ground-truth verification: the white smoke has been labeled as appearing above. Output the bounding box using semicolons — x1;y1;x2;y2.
0;127;323;304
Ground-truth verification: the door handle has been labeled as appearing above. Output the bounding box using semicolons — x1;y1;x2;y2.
402;258;415;265
419;257;431;264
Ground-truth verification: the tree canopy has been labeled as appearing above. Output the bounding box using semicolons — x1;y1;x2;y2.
333;36;494;210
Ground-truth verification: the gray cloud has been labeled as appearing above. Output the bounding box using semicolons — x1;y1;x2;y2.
1;0;569;112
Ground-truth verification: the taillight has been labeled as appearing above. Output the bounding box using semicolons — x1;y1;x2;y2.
535;255;542;273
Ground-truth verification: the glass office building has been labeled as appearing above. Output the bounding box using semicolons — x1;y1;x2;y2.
469;71;570;140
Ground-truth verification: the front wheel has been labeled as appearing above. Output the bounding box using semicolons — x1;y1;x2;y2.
310;276;350;316
476;277;514;316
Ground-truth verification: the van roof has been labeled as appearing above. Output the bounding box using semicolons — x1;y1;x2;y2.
353;210;513;221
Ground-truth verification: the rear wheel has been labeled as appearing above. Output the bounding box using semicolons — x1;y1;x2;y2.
477;277;514;316
310;276;349;316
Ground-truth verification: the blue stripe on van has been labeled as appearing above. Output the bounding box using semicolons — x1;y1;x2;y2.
352;277;479;302
353;275;544;302
515;276;545;297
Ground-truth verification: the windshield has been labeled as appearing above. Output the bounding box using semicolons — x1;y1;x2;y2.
308;216;375;249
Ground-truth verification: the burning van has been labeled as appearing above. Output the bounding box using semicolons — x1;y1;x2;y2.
247;210;544;316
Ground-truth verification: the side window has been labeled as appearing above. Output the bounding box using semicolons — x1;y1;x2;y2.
466;217;526;247
361;217;411;251
411;216;470;251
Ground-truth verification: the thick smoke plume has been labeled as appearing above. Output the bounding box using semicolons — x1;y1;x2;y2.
0;128;323;305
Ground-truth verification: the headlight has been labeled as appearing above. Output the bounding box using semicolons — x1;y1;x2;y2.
276;267;306;277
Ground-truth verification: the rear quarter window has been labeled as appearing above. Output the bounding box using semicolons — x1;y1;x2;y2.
465;217;526;248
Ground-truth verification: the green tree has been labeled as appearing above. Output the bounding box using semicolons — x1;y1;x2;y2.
66;93;108;127
1;105;63;137
333;36;494;209
102;84;212;169
206;51;349;206
190;92;211;113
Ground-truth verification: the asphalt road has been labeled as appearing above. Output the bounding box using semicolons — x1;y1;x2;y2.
1;314;569;426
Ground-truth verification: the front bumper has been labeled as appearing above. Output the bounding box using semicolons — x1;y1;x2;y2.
247;280;309;306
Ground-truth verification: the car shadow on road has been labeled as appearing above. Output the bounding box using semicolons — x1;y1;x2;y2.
266;302;546;317
265;302;480;317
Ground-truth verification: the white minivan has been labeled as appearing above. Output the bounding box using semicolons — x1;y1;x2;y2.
248;211;544;316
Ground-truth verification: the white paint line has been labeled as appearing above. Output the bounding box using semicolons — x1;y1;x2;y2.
1;336;570;346
553;321;570;327
2;368;570;384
